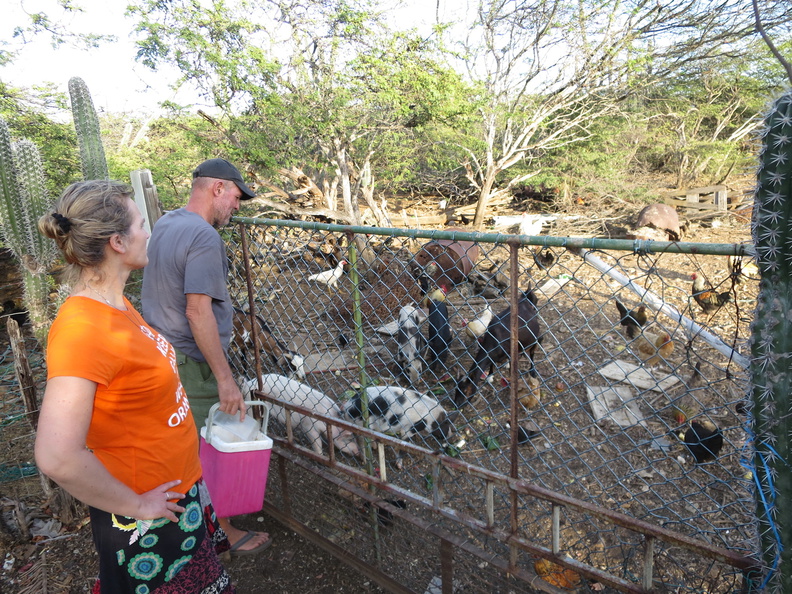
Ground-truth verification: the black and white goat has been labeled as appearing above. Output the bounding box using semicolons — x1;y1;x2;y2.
232;308;306;379
454;288;541;408
396;305;426;384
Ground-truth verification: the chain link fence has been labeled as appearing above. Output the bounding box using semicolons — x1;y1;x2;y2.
226;218;761;593
0;218;763;593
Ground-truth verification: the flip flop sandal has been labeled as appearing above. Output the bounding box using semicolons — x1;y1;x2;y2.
229;530;273;557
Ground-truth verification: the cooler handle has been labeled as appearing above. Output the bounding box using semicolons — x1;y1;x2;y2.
204;400;271;445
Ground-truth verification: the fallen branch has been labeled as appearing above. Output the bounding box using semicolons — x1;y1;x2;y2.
249;195;356;224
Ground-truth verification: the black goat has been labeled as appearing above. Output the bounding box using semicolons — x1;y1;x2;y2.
453;289;541;407
424;297;451;377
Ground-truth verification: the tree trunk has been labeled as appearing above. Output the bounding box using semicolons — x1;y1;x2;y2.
472;172;497;230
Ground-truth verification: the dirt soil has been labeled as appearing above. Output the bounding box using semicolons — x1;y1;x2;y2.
0;190;755;594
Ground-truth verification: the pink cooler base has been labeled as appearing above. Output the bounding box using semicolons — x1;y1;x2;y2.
199;438;271;517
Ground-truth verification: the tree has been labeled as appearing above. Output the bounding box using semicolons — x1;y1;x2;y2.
453;0;792;228
128;0;473;224
2;0;115;66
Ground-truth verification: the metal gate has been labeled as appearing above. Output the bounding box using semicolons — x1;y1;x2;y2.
226;217;761;593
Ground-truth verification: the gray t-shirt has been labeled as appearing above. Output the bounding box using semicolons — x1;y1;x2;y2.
141;208;232;362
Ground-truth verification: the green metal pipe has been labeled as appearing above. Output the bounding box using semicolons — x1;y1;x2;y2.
232;215;753;256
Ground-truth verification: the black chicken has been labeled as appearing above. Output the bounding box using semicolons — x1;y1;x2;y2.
615;299;648;339
683;419;723;463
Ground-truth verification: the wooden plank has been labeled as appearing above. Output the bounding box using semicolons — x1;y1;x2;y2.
664;185;727;197
7;318;38;430
586;385;646;428
714;189;727;211
661;197;725;211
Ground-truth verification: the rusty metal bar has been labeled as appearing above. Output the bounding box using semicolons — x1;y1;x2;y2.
508;240;521;575
273;446;644;593
508;240;520;481
276;454;291;516
251;386;758;592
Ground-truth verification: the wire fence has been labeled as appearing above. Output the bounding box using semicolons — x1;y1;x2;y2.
0;218;764;593
224;218;762;592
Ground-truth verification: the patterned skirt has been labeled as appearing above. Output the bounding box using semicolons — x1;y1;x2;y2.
90;479;234;594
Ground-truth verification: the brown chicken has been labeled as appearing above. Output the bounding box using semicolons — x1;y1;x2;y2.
633;329;674;367
692;273;732;314
615;299;648;338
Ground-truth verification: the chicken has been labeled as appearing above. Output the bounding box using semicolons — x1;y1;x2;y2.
632;329;674;367
614;299;648;339
683;419;723;463
307;259;347;288
461;303;493;340
691;273;731;314
727;255;760;284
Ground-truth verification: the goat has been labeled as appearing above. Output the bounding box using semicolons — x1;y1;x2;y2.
454;288;541;408
232;308;306;379
423;297;451;377
396;305;426;385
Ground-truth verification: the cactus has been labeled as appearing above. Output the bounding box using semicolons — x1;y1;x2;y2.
750;88;792;592
0;120;25;257
68;76;109;180
0;119;58;346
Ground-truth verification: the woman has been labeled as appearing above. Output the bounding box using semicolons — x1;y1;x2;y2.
35;180;236;593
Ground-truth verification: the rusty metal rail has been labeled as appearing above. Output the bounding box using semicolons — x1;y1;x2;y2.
251;389;761;593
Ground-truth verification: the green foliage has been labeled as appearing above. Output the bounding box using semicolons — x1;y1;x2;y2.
750;88;792;591
68;76;109;180
0;82;81;195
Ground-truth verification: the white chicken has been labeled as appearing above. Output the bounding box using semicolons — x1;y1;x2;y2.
307;259;347;288
461;303;493;339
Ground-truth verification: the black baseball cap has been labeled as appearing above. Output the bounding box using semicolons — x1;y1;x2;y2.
192;158;256;199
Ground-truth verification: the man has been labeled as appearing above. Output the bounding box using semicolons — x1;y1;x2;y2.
142;158;271;556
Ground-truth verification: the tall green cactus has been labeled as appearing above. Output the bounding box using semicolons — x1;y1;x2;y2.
0;119;25;257
0;119;58;346
68;76;109;180
750;88;792;592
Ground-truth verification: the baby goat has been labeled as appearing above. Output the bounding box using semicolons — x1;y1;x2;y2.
396;305;426;385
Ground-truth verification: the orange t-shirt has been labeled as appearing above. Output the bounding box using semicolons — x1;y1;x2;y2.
46;296;201;495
